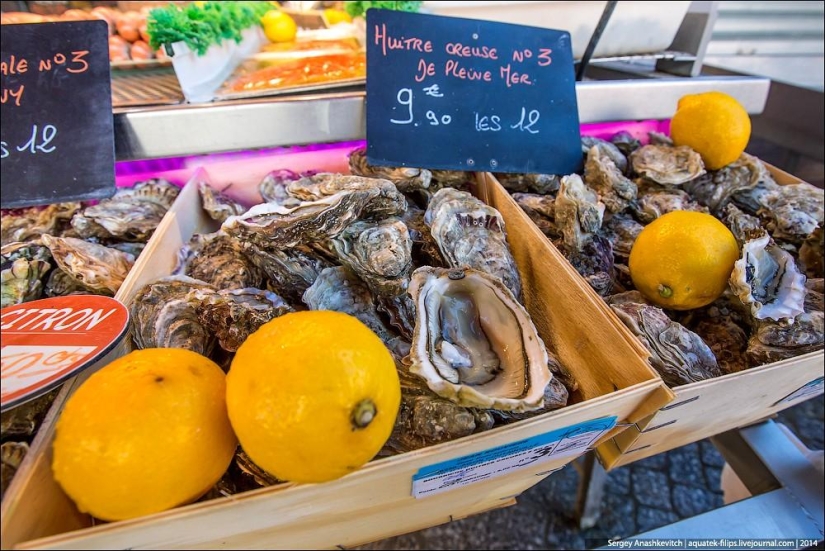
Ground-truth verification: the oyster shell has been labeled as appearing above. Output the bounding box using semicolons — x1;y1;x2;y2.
630;145;706;186
190;287;293;352
131;276;216;355
1;202;80;244
431;169;473;189
1;442;29;500
760;183;824;244
0;388;60;439
494;173;560;195
582;136;628;175
632;184;708;224
584;145;638;213
348;147;432;193
176;231;264;290
648;131;674;147
286;173;407;219
242;242;332;305
799;226;824;279
722;204;763;246
1;257;51;307
198;182;247;223
746;307;824;366
401;204;446;268
407;267;552;412
425;188;522;298
512;193;561;240
608;298;722;387
258;169;305;207
806;278;824;313
554;174;605;252
40;235;134;295
561;235;614;297
71;180;178;242
610;131;642;157
683;153;766;215
729;233;807;321
602;213;643;260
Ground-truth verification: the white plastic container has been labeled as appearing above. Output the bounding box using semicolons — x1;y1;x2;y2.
422;1;691;60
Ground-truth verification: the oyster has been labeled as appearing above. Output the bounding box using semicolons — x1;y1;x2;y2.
1;202;80;244
648;131;674;147
331;218;415;338
610;131;642;157
401;204;446;268
630;145;705;186
71;180;178;242
554;174;605;252
746;310;824;366
490;351;571;423
130;276;216;355
286;173;407;219
234;449;281;489
494;173;560;195
722;204;763;246
561;235;614;297
799;226;824;279
760;183;824;244
806;278;824;313
258;169;305;207
582;136;628;175
431;169;473;189
242;242;332;305
689;309;750;375
512;193;561;240
176;231;264;290
1;257;51;307
190;287;293;352
602;213;644;260
609;297;723;387
683;153;766;215
44;269;92;297
348;147;432;193
0;388;60;439
584;145;637;213
425;188;522;298
407;267;552;412
198;182;246;223
107;241;146;258
40;235;134;295
729;233;807;321
632;185;708;224
1;442;29;500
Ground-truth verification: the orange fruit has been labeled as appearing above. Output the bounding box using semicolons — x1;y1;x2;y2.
261;10;297;43
52;348;237;521
629;211;740;310
226;311;400;483
670;91;751;170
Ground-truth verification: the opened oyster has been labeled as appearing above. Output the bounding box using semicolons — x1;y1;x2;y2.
630;144;705;186
425;188;522;298
407;267;551;412
41;235;134;295
554;174;605;252
729;233;807;321
349;147;432;193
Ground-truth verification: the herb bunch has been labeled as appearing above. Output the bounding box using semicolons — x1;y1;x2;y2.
344;1;423;19
148;1;271;56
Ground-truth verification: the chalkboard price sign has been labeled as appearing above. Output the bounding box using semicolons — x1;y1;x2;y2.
366;10;582;175
1;20;115;209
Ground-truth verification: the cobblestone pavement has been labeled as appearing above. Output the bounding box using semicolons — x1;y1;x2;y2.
357;395;824;550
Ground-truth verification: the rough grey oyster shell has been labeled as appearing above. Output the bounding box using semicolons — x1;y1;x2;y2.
0;388;60;439
408;267;552;412
107;241;146;258
683;153;767;215
512;193;561;240
730;233;807;321
632;184;708;224
681;295;751;375
494;173;560;195
648;131;674;147
44;269;93;297
401;203;446;268
561;235;614;297
1;257;51;307
258;169;306;207
760;183;824;244
431;169;473;189
176;231;264;290
241;242;332;306
71;179;178;242
1;202;81;244
130;276;216;355
554;174;605;252
425;188;522;299
746;307;824;367
348;147;432;193
602;213;644;260
610;131;642;157
331;218;415;338
1;442;29;500
630;144;706;186
302;266;403;355
722;204;763;246
40;235;134;296
286;173;407;219
608;297;723;387
800;226;824;279
189;287;293;352
198;182;247;223
584;145;638;213
582;136;628;175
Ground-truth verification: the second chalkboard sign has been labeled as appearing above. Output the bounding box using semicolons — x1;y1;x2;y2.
366;9;582;175
1;20;115;209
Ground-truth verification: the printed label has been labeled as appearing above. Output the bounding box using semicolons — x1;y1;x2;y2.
412;416;617;498
773;377;824;407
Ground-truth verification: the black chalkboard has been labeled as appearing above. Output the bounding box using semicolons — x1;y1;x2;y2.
1;20;115;209
366;10;582;175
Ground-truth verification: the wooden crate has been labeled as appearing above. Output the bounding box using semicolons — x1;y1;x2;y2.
1;149;672;550
487;163;824;469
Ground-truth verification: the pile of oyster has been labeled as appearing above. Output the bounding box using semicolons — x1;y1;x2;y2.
498;133;823;387
129;153;572;497
0;179;179;499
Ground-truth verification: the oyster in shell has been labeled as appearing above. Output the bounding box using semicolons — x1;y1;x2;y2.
1;202;80;244
71;180;178;242
401;204;445;268
603;213;643;261
512;193;561;240
562;235;614;297
609;298;722;387
722;204;763;246
746;309;824;366
1;257;51;307
632;185;708;224
582;136;628;175
685;297;751;375
45;269;94;297
0;388;60;439
198;182;247;223
761;183;824;244
729;233;807;321
40;235;134;296
258;170;304;207
408;267;552;412
176;231;264;290
554;174;605;252
630;145;705;186
648;131;674;147
1;442;29;500
286;173;407;219
425;188;522;298
131;276;216;355
348;147;432;193
431;169;473;190
242;242;332;305
799;226;823;279
610;131;642;157
190;287;293;352
494;173;560;195
584;145;637;213
683;153;766;215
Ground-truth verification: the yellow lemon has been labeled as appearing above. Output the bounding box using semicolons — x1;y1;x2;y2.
324;8;353;25
670;91;751;170
226;310;400;483
261;10;297;43
52;348;237;521
629;211;740;310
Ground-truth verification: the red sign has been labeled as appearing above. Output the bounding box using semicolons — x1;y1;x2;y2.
1;295;129;412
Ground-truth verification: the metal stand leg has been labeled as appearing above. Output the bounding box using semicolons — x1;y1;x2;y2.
574;451;608;529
